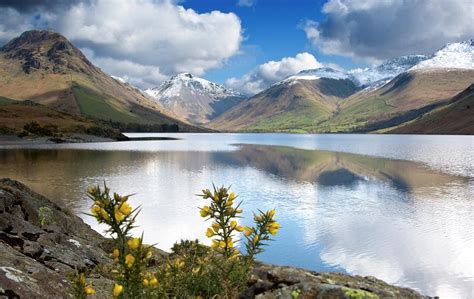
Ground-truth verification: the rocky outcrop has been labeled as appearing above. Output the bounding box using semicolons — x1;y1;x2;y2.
243;264;428;298
0;178;115;298
0;179;429;298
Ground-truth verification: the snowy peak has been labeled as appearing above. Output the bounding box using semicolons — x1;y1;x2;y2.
144;73;245;125
145;72;242;101
411;39;474;70
284;67;350;82
349;55;428;87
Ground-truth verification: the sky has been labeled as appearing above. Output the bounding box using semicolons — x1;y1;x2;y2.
0;0;473;94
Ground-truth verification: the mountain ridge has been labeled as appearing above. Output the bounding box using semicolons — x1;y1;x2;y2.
210;39;474;133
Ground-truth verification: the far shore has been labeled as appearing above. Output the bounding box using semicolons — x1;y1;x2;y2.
0;134;181;146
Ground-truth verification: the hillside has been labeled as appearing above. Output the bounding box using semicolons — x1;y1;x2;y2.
319;68;474;132
389;84;474;134
210;76;358;132
0;100;126;140
0;30;197;131
144;73;245;125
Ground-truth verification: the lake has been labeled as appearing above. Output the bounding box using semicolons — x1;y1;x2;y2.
1;133;473;298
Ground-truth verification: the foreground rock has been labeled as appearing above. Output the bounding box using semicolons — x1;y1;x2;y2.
0;179;430;298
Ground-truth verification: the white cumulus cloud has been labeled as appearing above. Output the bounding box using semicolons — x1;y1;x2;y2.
226;52;323;95
0;0;243;89
303;0;474;61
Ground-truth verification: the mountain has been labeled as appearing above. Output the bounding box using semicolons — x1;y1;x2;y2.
210;70;358;132
388;84;474;134
144;73;245;125
349;55;428;87
0;30;196;131
211;40;474;133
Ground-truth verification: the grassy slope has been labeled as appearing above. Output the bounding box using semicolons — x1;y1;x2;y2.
309;69;474;132
388;84;474;134
72;84;141;124
211;79;356;133
0;101;123;138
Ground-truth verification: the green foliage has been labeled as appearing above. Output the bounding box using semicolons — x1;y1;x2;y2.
38;206;54;226
78;184;280;298
342;287;380;299
23;121;57;136
71;271;95;298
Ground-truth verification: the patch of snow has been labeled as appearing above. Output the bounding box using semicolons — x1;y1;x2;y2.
68;238;81;248
1;267;24;283
349;55;428;87
111;75;126;83
411;39;474;70
283;67;350;83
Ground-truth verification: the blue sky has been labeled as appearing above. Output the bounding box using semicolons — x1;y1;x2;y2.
0;0;472;92
186;0;362;83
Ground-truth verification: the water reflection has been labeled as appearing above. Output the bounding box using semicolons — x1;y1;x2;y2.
0;143;473;298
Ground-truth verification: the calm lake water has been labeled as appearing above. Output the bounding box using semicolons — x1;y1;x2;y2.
1;133;473;298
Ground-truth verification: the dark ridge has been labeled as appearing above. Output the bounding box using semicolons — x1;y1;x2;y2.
380;72;413;96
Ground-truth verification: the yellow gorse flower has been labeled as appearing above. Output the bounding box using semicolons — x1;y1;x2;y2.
99;208;109;221
211;240;219;248
114;206;126;222
243;226;253;237
113;284;123;297
268;209;275;218
149;277;158;286
143;278;149;286
125;254;135;268
268;221;281;235
174;258;185;269
211;222;220;232
119;202;132;215
84;286;95;295
112;248;120;258
90;205;101;217
253;235;259;244
206;228;214;238
200;205;210;217
79;273;86;285
127;237;140;250
228;192;236;201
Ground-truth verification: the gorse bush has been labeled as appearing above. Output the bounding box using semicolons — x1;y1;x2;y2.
74;184;279;298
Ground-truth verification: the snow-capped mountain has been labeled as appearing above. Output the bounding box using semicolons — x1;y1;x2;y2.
349;55;428;87
411;39;474;71
145;73;245;124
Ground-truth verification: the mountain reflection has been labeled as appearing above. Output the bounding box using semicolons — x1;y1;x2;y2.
215;144;466;191
0;144;472;298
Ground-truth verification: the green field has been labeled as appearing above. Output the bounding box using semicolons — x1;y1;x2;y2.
72;84;141;123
